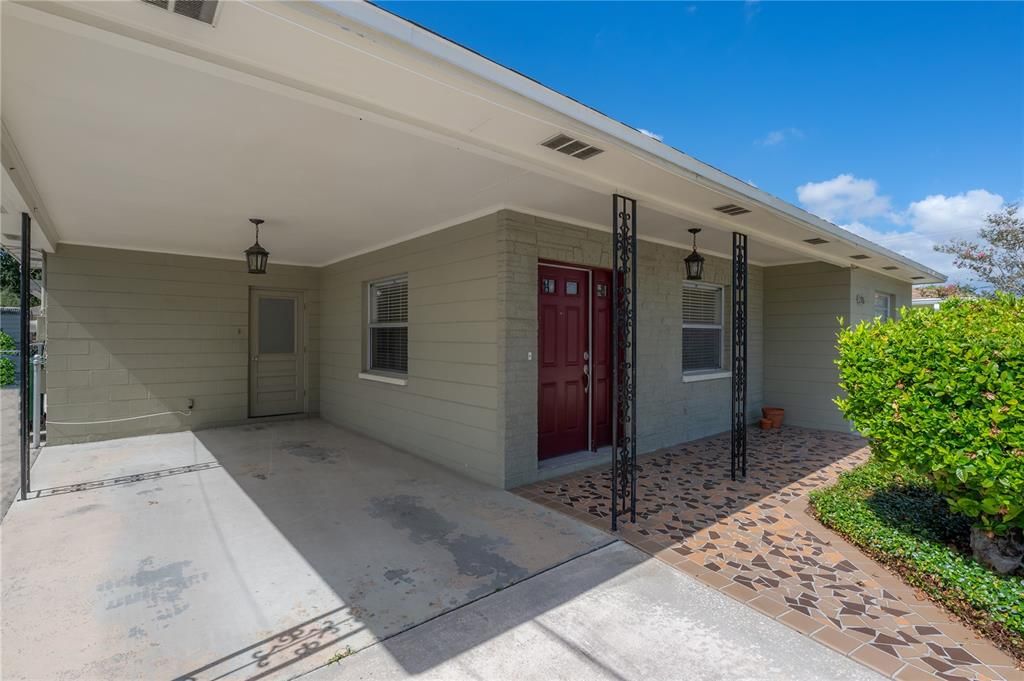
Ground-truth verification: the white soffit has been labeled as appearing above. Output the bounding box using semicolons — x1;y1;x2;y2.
1;1;943;282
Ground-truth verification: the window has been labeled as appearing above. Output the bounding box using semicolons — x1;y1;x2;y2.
368;276;408;374
682;283;724;374
873;292;894;321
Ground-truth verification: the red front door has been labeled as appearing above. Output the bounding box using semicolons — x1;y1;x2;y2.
538;265;589;459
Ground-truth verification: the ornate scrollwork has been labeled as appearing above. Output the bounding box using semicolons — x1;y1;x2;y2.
731;232;749;480
611;195;638;530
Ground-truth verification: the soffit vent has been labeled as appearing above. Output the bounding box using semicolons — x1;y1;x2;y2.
849;254;871;260
911;276;925;280
803;237;829;245
713;204;751;216
141;0;218;24
540;134;604;160
882;266;899;271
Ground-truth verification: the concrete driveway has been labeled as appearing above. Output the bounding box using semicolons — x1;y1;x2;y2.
308;542;883;681
0;419;610;680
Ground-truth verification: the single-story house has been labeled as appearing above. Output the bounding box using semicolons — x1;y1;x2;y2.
3;0;943;494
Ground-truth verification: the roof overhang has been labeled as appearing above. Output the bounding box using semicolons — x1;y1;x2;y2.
1;0;944;282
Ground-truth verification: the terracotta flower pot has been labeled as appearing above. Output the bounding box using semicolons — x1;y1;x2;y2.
759;418;773;430
762;407;785;428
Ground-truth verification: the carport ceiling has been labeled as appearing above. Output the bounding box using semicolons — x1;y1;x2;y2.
2;2;938;279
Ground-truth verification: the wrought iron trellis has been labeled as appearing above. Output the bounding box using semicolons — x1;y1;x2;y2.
731;231;748;480
20;212;31;500
611;194;637;530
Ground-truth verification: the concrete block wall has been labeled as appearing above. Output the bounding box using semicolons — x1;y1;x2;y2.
497;210;765;488
319;214;503;487
44;245;320;444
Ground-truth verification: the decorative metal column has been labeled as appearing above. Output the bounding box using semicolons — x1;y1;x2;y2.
20;212;31;500
611;194;638;530
731;232;748;480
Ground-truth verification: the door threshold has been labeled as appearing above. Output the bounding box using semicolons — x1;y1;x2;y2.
538;446;613;476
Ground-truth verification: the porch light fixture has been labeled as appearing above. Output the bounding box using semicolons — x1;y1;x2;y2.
245;218;269;274
684;228;705;281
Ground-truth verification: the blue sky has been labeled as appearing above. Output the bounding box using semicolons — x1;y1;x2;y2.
379;1;1023;283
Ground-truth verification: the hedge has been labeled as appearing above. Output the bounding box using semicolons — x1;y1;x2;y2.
835;294;1023;535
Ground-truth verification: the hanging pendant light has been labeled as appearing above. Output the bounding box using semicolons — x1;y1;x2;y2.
245;218;269;274
684;227;705;281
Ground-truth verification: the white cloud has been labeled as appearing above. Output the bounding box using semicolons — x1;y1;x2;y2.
638;128;663;142
832;189;1006;284
905;190;1004;235
757;127;803;147
796;174;892;222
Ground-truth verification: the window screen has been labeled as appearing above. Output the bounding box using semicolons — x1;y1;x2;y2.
682;284;724;373
368;276;408;374
258;297;295;354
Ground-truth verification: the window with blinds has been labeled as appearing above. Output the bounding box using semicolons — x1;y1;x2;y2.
368;276;408;374
682;284;724;373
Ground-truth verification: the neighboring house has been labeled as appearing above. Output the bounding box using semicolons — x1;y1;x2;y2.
2;1;943;490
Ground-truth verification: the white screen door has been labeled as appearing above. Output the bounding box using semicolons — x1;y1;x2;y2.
249;289;304;417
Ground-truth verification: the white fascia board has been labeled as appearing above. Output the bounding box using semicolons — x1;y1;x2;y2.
320;1;946;283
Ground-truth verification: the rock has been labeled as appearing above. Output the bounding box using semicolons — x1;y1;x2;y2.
969;527;1024;574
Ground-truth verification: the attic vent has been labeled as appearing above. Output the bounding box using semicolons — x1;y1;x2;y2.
882;266;899;271
803;237;829;245
713;204;751;216
141;0;218;24
849;254;871;260
911;276;925;280
539;134;604;160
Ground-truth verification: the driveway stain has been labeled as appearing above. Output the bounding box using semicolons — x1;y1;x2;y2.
368;495;528;598
279;441;340;464
61;503;104;517
97;557;207;621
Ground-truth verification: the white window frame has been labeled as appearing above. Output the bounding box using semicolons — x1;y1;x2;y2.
681;282;730;382
873;291;894;321
364;275;409;381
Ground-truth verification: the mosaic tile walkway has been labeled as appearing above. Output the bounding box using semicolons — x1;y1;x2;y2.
516;426;1022;681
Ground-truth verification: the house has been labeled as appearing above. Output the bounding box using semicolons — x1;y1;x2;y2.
2;0;944;493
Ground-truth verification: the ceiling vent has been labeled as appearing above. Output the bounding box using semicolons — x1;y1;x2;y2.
540;134;604;160
911;276;925;280
849;254;870;260
882;266;899;271
713;204;751;216
803;237;829;245
141;0;218;24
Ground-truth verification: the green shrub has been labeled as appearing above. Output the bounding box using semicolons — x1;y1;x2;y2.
835;294;1023;535
0;330;14;386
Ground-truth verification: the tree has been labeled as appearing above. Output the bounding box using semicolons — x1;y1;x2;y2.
0;249;40;308
914;283;975;299
935;203;1024;296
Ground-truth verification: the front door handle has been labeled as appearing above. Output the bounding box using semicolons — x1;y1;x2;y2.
582;368;589;393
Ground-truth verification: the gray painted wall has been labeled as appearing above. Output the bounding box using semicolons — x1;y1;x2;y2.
497;210;764;488
763;263;911;431
763;262;850;431
44;213;905;488
850;268;913;326
45;245;320;444
318;214;503;487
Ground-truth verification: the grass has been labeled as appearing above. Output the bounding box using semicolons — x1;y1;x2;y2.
809;456;1024;662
